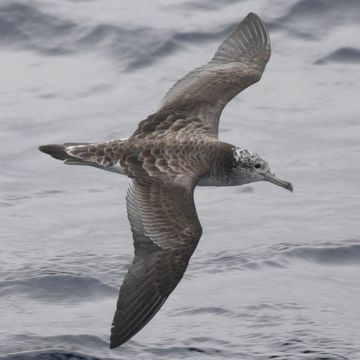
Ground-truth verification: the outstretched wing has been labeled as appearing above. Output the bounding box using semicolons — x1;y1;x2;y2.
132;13;270;139
110;176;202;348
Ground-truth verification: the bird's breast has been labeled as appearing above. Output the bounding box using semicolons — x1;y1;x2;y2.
197;174;231;186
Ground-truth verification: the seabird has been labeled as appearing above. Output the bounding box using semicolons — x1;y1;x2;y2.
39;13;293;349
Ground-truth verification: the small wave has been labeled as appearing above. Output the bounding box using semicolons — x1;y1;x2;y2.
0;2;259;72
315;47;360;64
0;2;182;71
167;0;245;12
283;0;360;22
145;345;225;358
1;350;102;360
169;306;236;317
0;3;169;69
286;0;331;18
277;243;360;265
189;249;276;274
190;241;360;274
0;3;76;55
0;274;117;301
270;333;354;360
2;334;109;360
272;0;360;39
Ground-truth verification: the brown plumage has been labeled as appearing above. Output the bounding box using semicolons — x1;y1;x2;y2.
39;13;292;349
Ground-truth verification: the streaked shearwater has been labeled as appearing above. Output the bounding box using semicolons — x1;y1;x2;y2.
39;13;293;349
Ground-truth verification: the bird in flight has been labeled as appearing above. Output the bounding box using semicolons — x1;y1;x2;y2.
39;13;293;349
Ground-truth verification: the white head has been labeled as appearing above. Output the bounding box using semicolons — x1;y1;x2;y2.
229;147;293;191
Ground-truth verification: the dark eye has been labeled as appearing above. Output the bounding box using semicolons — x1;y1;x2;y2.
254;163;261;169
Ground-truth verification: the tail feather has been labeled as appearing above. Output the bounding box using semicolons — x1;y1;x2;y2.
39;143;90;165
39;144;69;161
39;142;127;174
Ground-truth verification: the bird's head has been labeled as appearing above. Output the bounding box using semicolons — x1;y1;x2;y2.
229;147;293;191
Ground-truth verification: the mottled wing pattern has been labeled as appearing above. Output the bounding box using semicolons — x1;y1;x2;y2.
156;13;271;135
110;176;202;348
130;111;216;141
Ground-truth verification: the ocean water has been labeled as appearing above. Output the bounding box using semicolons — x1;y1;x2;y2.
1;0;360;359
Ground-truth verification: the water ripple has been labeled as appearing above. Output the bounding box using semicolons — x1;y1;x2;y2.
0;274;117;301
191;241;360;273
272;0;360;39
0;2;251;72
315;47;360;65
2;351;102;360
277;243;360;265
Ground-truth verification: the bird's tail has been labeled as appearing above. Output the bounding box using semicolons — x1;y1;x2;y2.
39;142;130;175
39;143;92;166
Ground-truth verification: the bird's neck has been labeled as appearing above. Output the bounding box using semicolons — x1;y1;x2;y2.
198;143;235;186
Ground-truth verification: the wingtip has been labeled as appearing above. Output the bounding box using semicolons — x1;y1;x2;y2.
245;12;264;23
246;12;260;19
244;12;271;52
109;331;121;349
109;341;119;350
212;11;271;65
109;332;128;349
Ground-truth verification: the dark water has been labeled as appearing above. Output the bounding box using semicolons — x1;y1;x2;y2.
1;0;360;359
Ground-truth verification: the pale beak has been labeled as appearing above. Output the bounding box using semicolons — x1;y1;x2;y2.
263;171;293;192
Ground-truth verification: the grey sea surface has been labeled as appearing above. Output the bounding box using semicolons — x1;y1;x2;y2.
1;0;360;359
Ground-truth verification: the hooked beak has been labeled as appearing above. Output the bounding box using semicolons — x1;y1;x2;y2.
263;171;293;192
